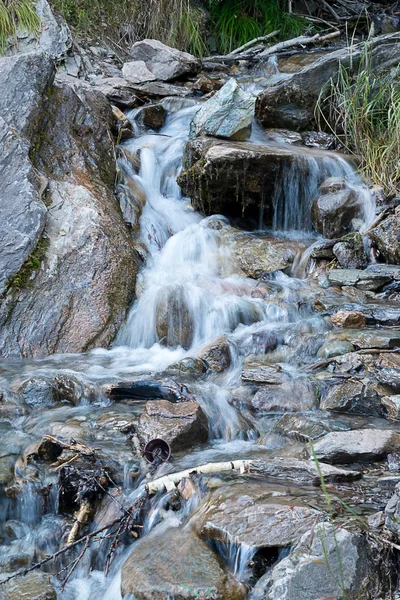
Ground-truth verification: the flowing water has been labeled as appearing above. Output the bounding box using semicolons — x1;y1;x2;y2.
0;79;381;598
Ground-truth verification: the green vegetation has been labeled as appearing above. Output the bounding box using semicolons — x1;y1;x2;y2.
316;47;400;196
50;0;308;57
0;0;40;51
8;237;49;291
207;0;308;55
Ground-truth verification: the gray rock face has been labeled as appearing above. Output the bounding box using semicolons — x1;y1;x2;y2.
328;264;400;291
250;382;316;414
312;429;400;464
333;232;368;269
0;53;54;295
320;380;383;417
0;82;137;357
200;483;321;549
382;395;400;420
121;525;246;599
312;179;362;238
7;0;72;60
190;78;255;140
250;523;382;600
137;399;208;451
249;457;360;485
368;206;400;265
256;32;400;130
130;39;200;81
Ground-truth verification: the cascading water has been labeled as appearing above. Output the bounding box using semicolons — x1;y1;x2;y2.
0;73;381;600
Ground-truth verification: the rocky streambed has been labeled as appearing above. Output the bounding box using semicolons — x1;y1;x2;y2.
0;5;400;600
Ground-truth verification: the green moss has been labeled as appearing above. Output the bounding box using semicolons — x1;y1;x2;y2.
7;237;49;292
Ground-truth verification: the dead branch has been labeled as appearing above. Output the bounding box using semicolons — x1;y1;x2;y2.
259;30;341;59
66;500;92;545
230;30;280;55
146;459;253;494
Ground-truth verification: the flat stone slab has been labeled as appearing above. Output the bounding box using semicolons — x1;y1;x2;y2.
200;483;321;548
312;429;400;464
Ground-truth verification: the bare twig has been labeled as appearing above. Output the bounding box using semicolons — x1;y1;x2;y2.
259;30;341;59
230;30;280;55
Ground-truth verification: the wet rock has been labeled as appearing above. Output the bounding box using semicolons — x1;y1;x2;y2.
375;353;400;391
177;137;342;226
382;396;400;420
330;310;367;328
137;399;208;451
241;359;282;384
274;413;330;440
223;227;303;277
200;483;321;549
7;0;71;60
106;379;195;403
111;105;133;140
312;179;362;238
129;39;200;81
317;338;355;358
192;74;223;94
0;52;54;295
250;381;316;414
0;455;16;487
1;571;56;600
0;81;137;357
333;232;368;269
300;130;336;150
190;79;255;140
137;103;167;130
250;523;382;600
122;60;156;83
199;337;231;372
167;357;208;375
20;378;55;408
250;457;360;485
327;264;400;291
256;32;400;130
320;380;383;417
156;285;194;349
313;429;400;464
326;329;400;350
121;525;246;599
369;206;400;265
91;76;142;107
51;375;87;405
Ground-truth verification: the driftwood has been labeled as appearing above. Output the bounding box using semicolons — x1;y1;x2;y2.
229;30;280;55
259;30;341;59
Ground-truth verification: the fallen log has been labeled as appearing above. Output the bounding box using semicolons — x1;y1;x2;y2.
259;30;341;59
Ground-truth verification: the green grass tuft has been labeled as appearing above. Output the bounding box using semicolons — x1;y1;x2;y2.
0;0;41;52
316;45;400;196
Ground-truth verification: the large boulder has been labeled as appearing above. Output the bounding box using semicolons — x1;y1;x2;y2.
368;206;400;265
177;137;346;226
0;81;137;357
199;337;231;372
312;429;400;464
190;78;255;140
155;285;194;349
121;525;246;599
129;39;200;81
250;523;383;600
200;483;321;550
256;32;400;131
311;177;364;238
137;399;208;451
0;53;54;295
333;232;368;269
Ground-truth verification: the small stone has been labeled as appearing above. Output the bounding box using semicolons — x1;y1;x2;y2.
320;380;383;417
122;60;156;83
317;338;355;359
330;310;367;328
382;395;400;420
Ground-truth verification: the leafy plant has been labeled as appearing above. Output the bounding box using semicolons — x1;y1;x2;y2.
0;0;41;52
316;45;400;196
